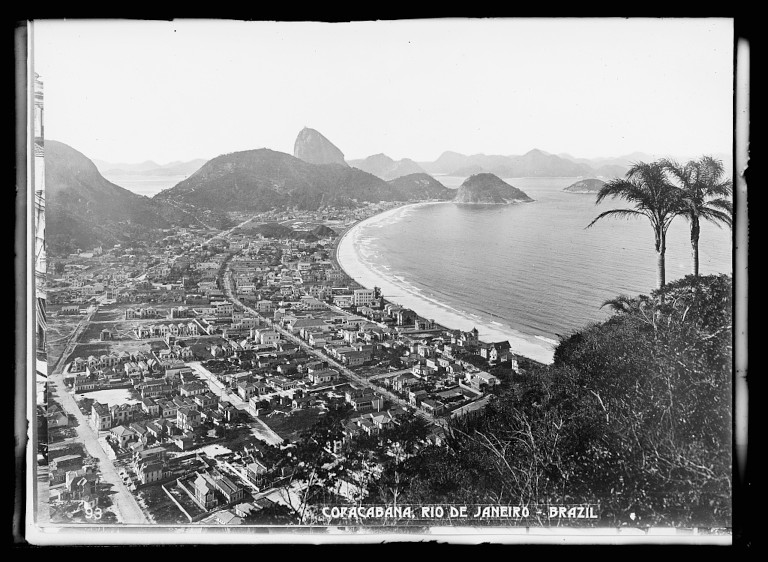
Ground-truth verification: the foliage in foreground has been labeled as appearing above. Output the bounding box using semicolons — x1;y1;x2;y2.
387;274;732;527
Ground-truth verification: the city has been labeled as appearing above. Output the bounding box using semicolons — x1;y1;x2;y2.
42;203;527;525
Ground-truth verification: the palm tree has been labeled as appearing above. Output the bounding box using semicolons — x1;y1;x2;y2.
587;161;682;291
660;156;733;277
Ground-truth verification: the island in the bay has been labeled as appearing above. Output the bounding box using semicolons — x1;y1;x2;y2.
453;173;534;204
562;178;607;194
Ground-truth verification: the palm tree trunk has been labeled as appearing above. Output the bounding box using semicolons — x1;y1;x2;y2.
690;216;700;277
656;234;666;292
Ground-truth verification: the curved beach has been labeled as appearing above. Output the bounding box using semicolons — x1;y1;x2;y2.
335;202;557;364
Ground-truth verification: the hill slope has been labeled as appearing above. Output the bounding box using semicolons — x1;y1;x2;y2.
454;173;533;204
386;173;454;200
45;140;176;254
392;274;732;527
154;148;406;212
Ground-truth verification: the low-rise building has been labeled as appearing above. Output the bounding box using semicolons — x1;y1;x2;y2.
91;401;112;430
138;461;165;485
177;407;202;431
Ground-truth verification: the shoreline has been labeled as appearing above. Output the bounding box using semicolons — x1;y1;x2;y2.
332;201;556;365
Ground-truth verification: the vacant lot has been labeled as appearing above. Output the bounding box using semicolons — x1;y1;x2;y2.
69;339;157;362
66;343;111;362
46;315;84;366
260;406;326;442
81;321;138;343
77;388;140;406
136;483;188;525
49;441;88;461
92;307;125;322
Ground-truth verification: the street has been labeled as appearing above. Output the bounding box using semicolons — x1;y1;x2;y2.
221;265;436;425
48;304;149;524
186;361;284;446
48;370;149;524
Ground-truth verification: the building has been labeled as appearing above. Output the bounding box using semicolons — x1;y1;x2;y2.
91;402;112;430
345;388;384;412
352;288;375;307
137;461;165;485
465;371;500;390
246;460;268;487
141;397;160;417
307;368;339;385
237;382;257;402
110;425;138;448
192;473;218;510
177;407;202;431
180;381;207;397
207;469;246;504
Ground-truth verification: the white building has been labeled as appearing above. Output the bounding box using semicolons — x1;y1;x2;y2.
353;289;375;307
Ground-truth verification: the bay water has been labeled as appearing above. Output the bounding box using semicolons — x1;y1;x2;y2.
337;177;733;364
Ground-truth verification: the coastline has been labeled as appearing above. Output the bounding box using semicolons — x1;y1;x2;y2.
333;201;557;365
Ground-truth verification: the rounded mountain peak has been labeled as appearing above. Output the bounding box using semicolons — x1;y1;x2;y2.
455;173;534;204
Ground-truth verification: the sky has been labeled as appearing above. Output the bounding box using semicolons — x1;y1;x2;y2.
33;18;734;165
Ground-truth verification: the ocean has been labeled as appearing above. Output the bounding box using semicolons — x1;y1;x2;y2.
337;177;733;364
101;174;189;197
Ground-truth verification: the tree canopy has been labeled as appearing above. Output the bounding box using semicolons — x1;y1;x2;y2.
370;274;732;527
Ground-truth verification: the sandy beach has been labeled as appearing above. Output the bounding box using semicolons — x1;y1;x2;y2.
335;202;557;364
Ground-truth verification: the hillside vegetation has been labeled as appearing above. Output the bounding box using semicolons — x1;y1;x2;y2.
374;274;732;527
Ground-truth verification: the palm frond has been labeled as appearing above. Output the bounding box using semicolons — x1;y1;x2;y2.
699;207;733;228
699;155;725;179
586;208;645;229
707;198;733;214
704;179;733;198
659;158;689;186
601;295;636;313
594;179;635;205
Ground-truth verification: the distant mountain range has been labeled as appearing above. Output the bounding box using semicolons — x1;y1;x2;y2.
454;174;534;205
347;153;427;181
93;158;208;177
153;146;454;214
418;148;620;179
48;128;731;255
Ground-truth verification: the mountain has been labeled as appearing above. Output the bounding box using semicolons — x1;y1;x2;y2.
386;173;454;200
92;158;161;174
293;127;348;166
154;148;406;212
424;149;593;177
311;225;337;237
422;151;470;174
563;178;606;193
508;149;593;177
348;153;427;180
45;140;176;254
449;164;484;176
234;222;336;242
592;164;628;179
454;173;534;205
